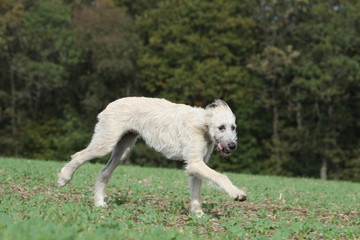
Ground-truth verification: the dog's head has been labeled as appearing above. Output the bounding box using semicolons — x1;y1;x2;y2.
206;100;237;156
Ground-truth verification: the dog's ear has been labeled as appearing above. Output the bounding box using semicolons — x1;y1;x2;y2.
206;102;217;110
206;99;228;110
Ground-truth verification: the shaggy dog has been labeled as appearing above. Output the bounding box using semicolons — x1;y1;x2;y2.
58;97;247;215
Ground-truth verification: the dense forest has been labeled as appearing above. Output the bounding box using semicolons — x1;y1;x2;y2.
1;0;360;182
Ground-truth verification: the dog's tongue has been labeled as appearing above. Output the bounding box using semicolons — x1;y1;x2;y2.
217;142;223;151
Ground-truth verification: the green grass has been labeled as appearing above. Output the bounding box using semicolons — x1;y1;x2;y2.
0;157;359;239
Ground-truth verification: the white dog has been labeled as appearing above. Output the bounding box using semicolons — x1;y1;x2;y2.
58;97;247;215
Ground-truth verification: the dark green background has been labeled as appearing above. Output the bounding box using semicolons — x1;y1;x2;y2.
1;0;359;181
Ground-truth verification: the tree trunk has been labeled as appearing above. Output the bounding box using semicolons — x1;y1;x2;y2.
273;105;281;169
10;65;18;156
320;105;333;180
320;156;328;180
271;81;281;170
296;88;302;130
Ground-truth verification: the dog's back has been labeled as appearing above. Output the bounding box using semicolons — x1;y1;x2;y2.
97;97;206;159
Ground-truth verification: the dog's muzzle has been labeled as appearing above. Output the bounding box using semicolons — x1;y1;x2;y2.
217;142;237;156
228;142;237;150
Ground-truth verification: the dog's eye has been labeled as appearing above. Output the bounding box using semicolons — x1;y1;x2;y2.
231;125;236;131
218;125;225;131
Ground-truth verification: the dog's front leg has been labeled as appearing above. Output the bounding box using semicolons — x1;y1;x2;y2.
189;176;204;216
186;161;247;201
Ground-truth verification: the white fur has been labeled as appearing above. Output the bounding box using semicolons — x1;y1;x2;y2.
58;97;247;215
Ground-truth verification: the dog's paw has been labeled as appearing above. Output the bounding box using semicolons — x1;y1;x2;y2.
230;188;247;202
57;173;71;187
191;209;204;218
234;194;247;202
94;200;108;208
57;167;72;187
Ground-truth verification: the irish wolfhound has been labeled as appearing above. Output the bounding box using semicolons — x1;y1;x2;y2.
58;97;247;215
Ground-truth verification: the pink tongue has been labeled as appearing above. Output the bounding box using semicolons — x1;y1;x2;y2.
217;142;223;151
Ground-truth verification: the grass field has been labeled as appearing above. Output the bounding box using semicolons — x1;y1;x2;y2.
0;157;359;239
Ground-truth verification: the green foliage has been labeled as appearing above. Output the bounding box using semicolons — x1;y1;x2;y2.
13;0;80;108
0;0;360;182
71;2;140;116
136;0;256;104
17;116;92;161
0;158;360;239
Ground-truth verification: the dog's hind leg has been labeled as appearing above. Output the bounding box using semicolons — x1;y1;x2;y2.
94;132;138;207
58;122;124;187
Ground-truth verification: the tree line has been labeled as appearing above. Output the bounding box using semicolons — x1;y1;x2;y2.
1;0;359;182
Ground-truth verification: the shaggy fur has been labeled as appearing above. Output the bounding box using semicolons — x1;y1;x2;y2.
58;97;247;215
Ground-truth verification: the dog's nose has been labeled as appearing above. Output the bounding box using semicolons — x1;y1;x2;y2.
228;142;237;150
